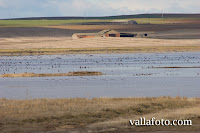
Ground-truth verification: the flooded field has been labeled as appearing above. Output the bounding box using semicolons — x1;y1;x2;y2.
0;52;200;99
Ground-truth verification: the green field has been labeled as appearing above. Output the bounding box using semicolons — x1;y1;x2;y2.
131;17;200;24
0;19;111;27
0;17;199;27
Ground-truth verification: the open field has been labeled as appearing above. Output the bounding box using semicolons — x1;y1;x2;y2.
0;27;90;38
0;97;200;133
0;22;200;55
0;20;111;27
47;24;200;32
1;26;200;38
0;17;200;27
132;18;200;24
0;71;103;77
0;37;200;55
1;37;200;49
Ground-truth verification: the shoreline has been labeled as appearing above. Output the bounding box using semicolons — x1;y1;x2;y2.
1;46;200;56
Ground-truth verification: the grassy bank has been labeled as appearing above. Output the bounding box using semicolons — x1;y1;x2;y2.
0;46;200;56
0;97;200;133
0;71;103;78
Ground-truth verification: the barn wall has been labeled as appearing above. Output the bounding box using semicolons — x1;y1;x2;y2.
72;34;78;39
116;33;120;37
104;33;120;37
77;35;95;39
83;36;95;39
104;33;109;37
72;34;95;39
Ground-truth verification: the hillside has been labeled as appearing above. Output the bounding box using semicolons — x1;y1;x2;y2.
4;13;200;20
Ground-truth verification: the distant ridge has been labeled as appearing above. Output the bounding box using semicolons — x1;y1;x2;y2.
3;13;200;20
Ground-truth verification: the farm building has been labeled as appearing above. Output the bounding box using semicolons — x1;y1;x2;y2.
99;30;120;37
111;20;138;25
72;33;98;39
72;30;120;39
72;30;148;39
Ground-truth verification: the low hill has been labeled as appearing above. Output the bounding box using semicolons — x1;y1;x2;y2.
4;13;200;20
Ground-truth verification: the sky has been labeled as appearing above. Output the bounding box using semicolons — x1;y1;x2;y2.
0;0;199;19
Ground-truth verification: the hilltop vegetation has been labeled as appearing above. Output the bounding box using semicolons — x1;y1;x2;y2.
0;13;200;27
4;13;200;20
0;20;110;27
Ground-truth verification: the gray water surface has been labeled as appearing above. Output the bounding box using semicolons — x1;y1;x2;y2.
0;52;200;99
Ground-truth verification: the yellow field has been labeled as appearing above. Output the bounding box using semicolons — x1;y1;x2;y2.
1;37;200;55
0;97;200;133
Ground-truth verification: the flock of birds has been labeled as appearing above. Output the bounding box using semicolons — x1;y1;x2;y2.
0;54;200;78
0;53;200;99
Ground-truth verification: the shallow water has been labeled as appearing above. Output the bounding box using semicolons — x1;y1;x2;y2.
0;52;200;99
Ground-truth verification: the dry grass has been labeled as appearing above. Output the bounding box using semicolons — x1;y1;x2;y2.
0;46;200;56
0;37;200;55
0;97;200;133
1;37;200;49
0;71;103;78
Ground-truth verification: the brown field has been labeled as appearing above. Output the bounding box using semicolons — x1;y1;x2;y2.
0;24;200;56
0;97;200;133
0;23;200;55
46;24;200;32
1;24;200;38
